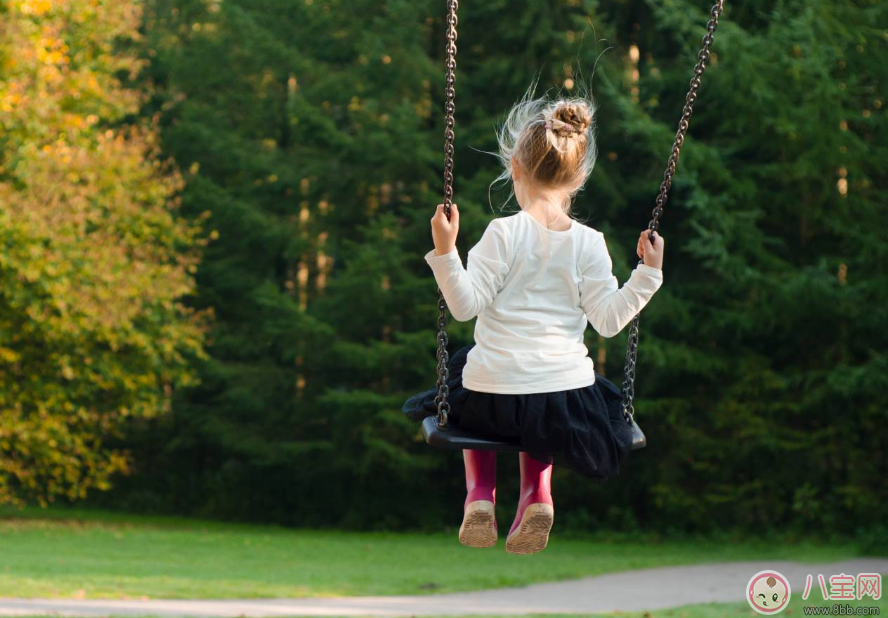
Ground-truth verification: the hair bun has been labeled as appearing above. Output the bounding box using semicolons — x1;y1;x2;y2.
549;102;592;137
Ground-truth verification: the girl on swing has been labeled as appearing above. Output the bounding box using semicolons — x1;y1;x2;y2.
403;88;665;555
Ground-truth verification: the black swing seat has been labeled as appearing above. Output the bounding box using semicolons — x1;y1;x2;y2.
421;414;647;451
421;415;522;451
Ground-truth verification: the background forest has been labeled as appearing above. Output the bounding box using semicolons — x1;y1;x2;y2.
1;0;886;539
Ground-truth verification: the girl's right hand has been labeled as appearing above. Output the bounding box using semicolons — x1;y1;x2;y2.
637;229;664;270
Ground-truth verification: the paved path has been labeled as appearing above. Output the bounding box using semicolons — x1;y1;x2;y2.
1;559;886;617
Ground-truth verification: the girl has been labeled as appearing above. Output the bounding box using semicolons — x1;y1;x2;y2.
402;93;664;555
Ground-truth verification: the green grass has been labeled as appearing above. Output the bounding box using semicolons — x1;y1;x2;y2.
536;593;888;617
492;594;888;616
635;596;888;616
597;595;888;616
0;506;874;600
10;596;888;618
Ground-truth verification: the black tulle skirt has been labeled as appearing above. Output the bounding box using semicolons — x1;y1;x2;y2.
402;344;634;480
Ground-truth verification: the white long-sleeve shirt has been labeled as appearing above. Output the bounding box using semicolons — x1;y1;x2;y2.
424;209;663;394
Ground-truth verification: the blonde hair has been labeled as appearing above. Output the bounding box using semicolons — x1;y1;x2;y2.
491;78;598;215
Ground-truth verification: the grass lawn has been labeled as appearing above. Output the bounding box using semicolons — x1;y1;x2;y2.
595;595;888;616
501;594;888;616
0;506;875;600
10;596;888;618
532;594;888;617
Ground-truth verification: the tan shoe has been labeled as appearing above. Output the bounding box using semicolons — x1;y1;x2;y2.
505;502;554;555
459;500;498;548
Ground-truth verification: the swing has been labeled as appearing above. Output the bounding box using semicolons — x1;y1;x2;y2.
423;0;726;452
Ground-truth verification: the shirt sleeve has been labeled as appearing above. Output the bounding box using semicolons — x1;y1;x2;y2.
423;218;511;322
578;230;663;338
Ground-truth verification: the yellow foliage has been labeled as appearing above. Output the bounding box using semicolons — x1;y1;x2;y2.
16;0;53;17
0;0;207;506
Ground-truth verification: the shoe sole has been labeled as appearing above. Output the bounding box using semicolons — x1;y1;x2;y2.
505;503;554;555
459;500;497;548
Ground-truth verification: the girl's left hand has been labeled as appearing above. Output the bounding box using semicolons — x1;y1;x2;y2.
637;229;665;269
431;202;459;256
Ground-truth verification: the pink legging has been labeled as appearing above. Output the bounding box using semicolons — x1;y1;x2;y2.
463;450;553;510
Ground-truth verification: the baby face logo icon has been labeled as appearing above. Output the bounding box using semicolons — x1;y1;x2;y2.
747;570;791;614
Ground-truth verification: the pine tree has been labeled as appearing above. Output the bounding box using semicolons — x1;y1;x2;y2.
577;0;888;532
106;0;456;526
106;0;887;534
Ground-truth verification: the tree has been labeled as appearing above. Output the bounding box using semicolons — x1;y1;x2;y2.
579;0;888;532
105;0;887;535
0;0;205;505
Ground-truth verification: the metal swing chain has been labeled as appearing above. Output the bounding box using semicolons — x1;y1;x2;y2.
433;0;725;429
619;0;726;425
434;0;459;428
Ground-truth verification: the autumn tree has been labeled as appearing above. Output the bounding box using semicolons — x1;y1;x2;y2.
0;0;205;505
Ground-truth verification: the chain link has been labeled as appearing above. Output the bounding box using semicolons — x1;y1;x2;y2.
620;0;725;424
434;0;459;428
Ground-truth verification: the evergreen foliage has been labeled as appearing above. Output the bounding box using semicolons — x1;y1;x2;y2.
49;0;888;533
